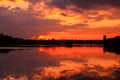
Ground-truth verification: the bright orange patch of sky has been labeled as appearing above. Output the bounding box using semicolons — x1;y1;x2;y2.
0;0;29;9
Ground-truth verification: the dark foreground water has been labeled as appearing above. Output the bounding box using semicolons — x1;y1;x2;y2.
0;47;120;80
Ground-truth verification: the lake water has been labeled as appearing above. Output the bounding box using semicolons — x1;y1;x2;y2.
0;47;120;80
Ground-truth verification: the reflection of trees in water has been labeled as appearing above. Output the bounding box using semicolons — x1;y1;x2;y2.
0;49;15;54
104;48;120;55
0;49;24;54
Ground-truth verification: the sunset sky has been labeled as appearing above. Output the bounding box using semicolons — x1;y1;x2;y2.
0;0;120;40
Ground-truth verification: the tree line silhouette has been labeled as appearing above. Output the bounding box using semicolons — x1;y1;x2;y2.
0;33;120;48
0;33;120;54
0;33;103;47
103;35;120;54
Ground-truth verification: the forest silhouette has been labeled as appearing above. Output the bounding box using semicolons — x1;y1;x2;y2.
0;33;120;54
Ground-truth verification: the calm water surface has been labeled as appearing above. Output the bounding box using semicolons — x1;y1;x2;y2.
0;47;120;80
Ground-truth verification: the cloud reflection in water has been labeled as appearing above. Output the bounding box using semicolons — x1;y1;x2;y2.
33;60;120;80
0;47;120;80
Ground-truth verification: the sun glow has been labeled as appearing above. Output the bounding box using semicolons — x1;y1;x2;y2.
38;35;53;40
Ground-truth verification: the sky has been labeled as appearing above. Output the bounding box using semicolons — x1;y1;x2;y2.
0;0;120;40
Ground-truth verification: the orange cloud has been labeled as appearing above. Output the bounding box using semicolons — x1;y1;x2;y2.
0;0;29;9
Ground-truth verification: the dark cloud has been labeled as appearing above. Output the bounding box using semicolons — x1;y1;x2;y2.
47;0;120;10
47;0;70;9
0;7;65;38
27;0;42;3
60;13;68;16
64;24;88;29
46;0;120;22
